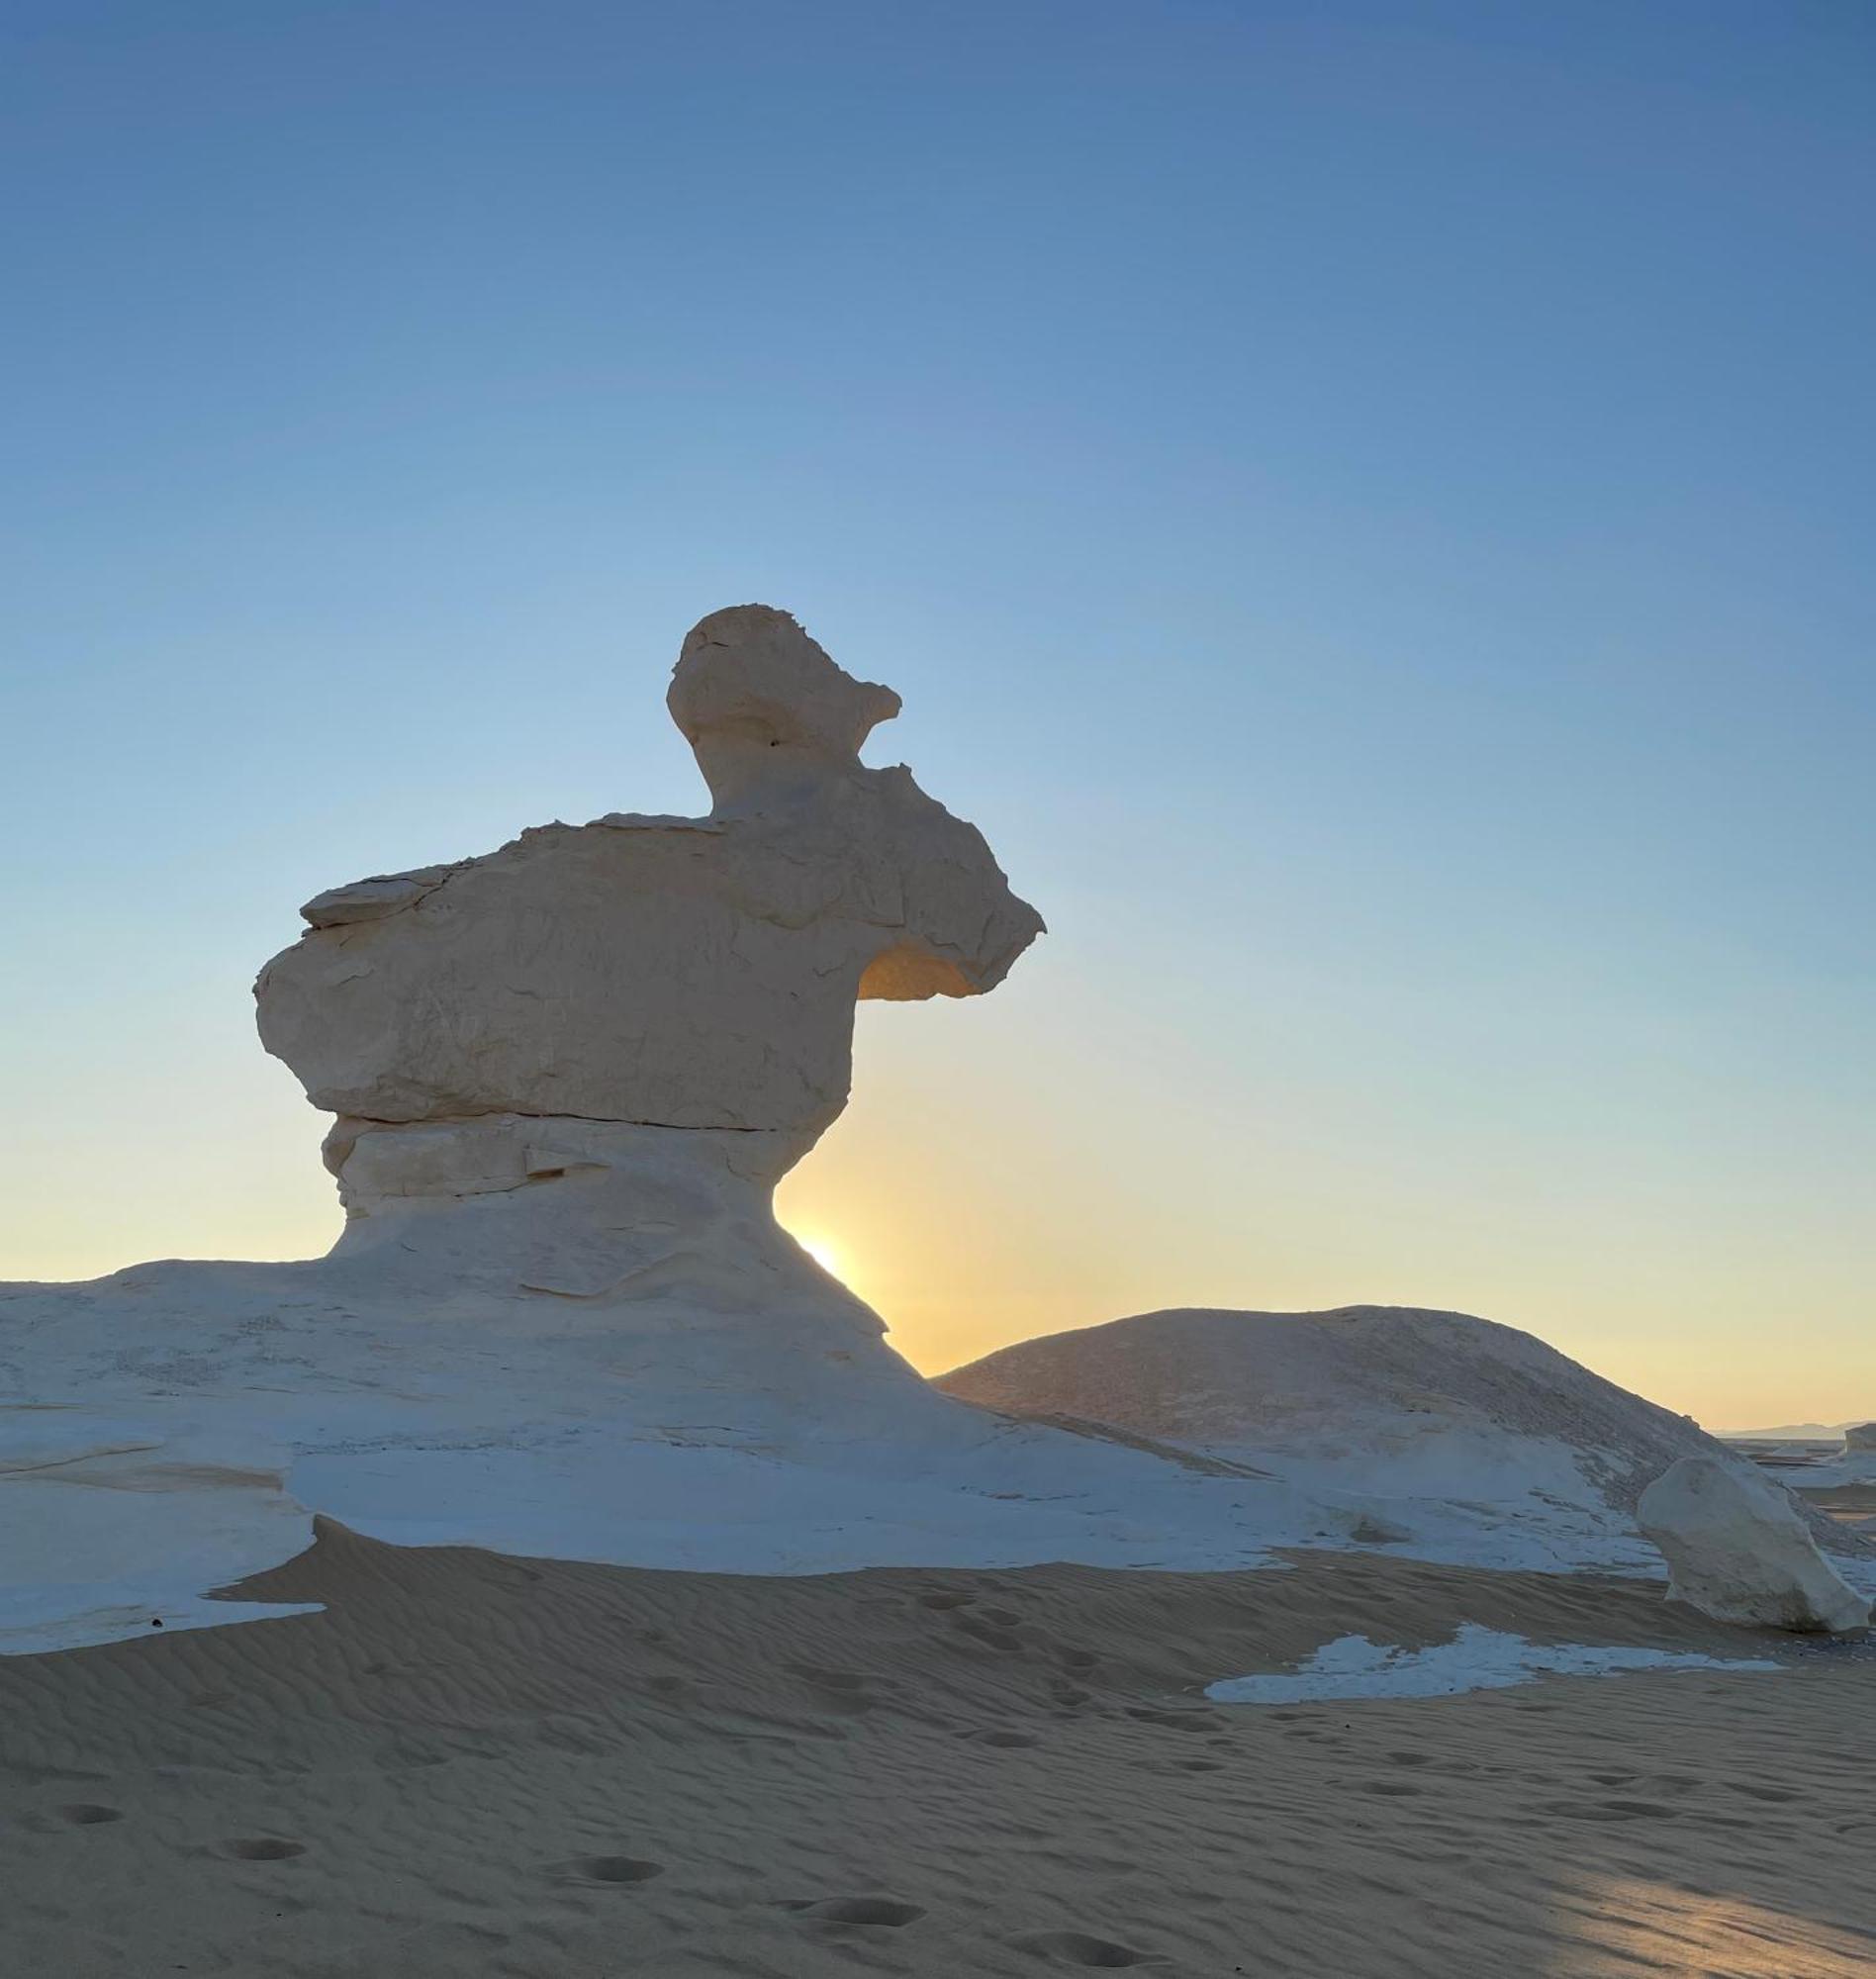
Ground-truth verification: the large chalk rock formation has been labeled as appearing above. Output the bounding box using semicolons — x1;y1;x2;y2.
6;608;1107;1653
1845;1423;1876;1454
1638;1456;1871;1634
253;606;1042;1317
8;606;1871;1653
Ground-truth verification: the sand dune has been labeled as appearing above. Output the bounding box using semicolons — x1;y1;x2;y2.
5;1521;1873;1978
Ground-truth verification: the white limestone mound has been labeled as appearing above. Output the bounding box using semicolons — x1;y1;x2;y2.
1845;1423;1876;1453
1637;1456;1872;1635
937;1306;1849;1568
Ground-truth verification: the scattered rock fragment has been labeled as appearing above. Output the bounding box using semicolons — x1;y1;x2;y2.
1638;1456;1871;1634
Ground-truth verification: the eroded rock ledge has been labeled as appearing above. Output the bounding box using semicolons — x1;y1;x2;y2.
256;606;1043;1158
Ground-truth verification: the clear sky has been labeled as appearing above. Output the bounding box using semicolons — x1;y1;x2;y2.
2;2;1870;1431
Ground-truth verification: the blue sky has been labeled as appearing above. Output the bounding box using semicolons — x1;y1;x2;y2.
2;1;1871;1425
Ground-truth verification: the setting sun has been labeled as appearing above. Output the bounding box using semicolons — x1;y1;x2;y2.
789;1231;847;1279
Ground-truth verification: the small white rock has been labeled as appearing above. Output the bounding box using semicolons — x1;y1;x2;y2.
1638;1455;1870;1634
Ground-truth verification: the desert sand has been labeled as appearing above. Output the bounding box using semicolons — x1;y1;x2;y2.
5;1521;1873;1979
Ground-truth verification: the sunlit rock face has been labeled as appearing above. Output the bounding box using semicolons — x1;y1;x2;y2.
1638;1456;1871;1634
255;606;1044;1308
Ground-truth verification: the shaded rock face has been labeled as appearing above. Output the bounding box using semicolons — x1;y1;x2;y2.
1638;1456;1871;1635
259;607;1042;1148
316;1113;880;1327
255;607;1043;1285
1844;1423;1876;1453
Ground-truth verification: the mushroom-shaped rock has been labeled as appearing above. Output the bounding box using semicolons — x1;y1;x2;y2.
256;606;1042;1142
1638;1456;1871;1634
251;606;1043;1301
1;606;1060;1651
1844;1422;1876;1453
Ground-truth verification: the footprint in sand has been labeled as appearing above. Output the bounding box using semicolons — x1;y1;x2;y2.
787;1663;891;1711
786;1896;925;1927
961;1728;1041;1748
1124;1707;1210;1733
557;1855;664;1885
55;1803;124;1827
223;1838;306;1860
789;1663;867;1690
1012;1928;1164;1966
1544;1801;1679;1823
954;1615;1025;1652
917;1590;977;1611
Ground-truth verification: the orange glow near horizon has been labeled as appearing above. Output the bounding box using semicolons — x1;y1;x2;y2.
3;988;1872;1432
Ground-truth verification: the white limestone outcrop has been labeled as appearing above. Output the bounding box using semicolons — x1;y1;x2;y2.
11;605;1078;1651
1845;1423;1876;1453
1637;1456;1872;1634
247;606;1045;1324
